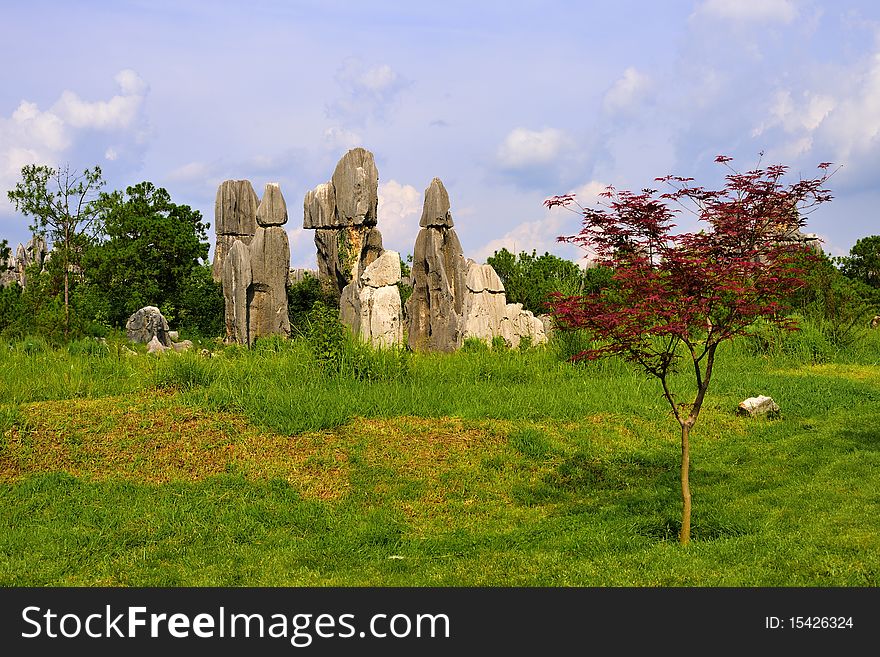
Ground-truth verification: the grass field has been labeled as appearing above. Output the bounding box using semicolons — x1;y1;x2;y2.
1;331;878;586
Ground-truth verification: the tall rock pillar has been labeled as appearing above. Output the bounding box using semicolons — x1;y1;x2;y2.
405;178;467;352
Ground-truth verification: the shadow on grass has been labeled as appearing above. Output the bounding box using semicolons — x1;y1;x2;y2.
511;449;754;543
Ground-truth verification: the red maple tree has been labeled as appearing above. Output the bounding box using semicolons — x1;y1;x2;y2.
546;157;834;544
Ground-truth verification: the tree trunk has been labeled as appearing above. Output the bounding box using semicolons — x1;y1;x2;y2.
64;269;69;340
680;421;691;545
63;225;70;340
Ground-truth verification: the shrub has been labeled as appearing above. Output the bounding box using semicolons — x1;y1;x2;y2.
303;301;409;381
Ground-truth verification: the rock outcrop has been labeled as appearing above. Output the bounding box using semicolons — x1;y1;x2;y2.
405;178;467;352
211;180;259;282
220;182;291;345
461;261;507;342
302;148;384;300
340;250;404;348
1;236;49;288
126;306;173;347
222;240;252;345
248;183;291;343
460;259;548;348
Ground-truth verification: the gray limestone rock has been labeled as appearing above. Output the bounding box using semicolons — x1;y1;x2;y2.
256;182;289;227
215;180;259;235
340;250;403;349
405;222;467;352
212;180;259;281
499;303;546;349
222;240;252;345
331;147;379;226
4;236;50;288
247;225;291;342
172;340;193;353
419;177;453;228
459;260;548;348
126;306;173;347
303;182;338;229
461;261;508;343
218;182;292;345
361;248;401;288
358;227;384;278
147;335;170;354
302;148;384;300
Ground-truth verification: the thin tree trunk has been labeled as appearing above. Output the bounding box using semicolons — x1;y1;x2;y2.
64;269;69;340
680;421;691;545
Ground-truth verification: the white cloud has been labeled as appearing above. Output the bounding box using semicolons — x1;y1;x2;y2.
692;0;798;24
818;52;880;165
167;161;213;183
288;226;316;271
572;180;610;206
52;69;147;130
327;58;410;125
472;211;584;265
377;180;422;255
603;67;652;114
323;126;363;152
0;70;149;216
753;89;836;137
496;127;573;169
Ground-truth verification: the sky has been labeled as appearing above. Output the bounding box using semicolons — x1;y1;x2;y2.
2;0;880;270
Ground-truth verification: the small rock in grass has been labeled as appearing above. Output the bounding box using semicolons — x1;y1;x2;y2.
147;335;170;354
737;395;780;418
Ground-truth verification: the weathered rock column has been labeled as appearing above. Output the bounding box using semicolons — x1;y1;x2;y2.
405;178;467;352
340;249;404;348
212;180;258;282
303;148;384;300
248;183;291;343
461;260;508;342
222;240;252;345
219;181;291;345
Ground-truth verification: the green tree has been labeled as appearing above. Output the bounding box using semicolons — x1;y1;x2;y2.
837;235;880;288
487;248;609;315
83;181;214;328
7;164;105;338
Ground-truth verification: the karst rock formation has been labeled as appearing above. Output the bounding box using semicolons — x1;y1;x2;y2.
219;181;291;345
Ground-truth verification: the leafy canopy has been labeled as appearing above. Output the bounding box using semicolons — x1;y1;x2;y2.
487;248;610;315
83;181;211;327
546;156;834;545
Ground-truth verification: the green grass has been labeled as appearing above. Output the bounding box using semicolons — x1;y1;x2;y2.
0;332;878;586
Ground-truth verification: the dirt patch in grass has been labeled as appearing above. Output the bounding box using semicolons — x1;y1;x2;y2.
0;393;349;500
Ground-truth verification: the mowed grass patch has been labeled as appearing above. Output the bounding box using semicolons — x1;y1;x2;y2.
1;338;879;585
0;393;349;500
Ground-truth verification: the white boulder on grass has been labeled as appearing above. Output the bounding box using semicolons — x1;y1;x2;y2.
737;395;780;418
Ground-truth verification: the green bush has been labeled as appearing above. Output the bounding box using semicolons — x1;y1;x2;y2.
288;273;328;336
176;265;224;338
303;301;409;381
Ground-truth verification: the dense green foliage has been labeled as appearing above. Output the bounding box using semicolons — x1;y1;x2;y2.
83;181;215;329
487;248;611;315
287;272;329;336
837;234;880;288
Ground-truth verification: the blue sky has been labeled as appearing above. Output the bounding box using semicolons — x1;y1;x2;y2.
2;0;879;269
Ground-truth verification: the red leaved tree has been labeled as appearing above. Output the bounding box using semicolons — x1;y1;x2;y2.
546;157;834;545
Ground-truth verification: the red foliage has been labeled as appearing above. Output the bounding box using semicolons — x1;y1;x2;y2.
547;159;833;382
